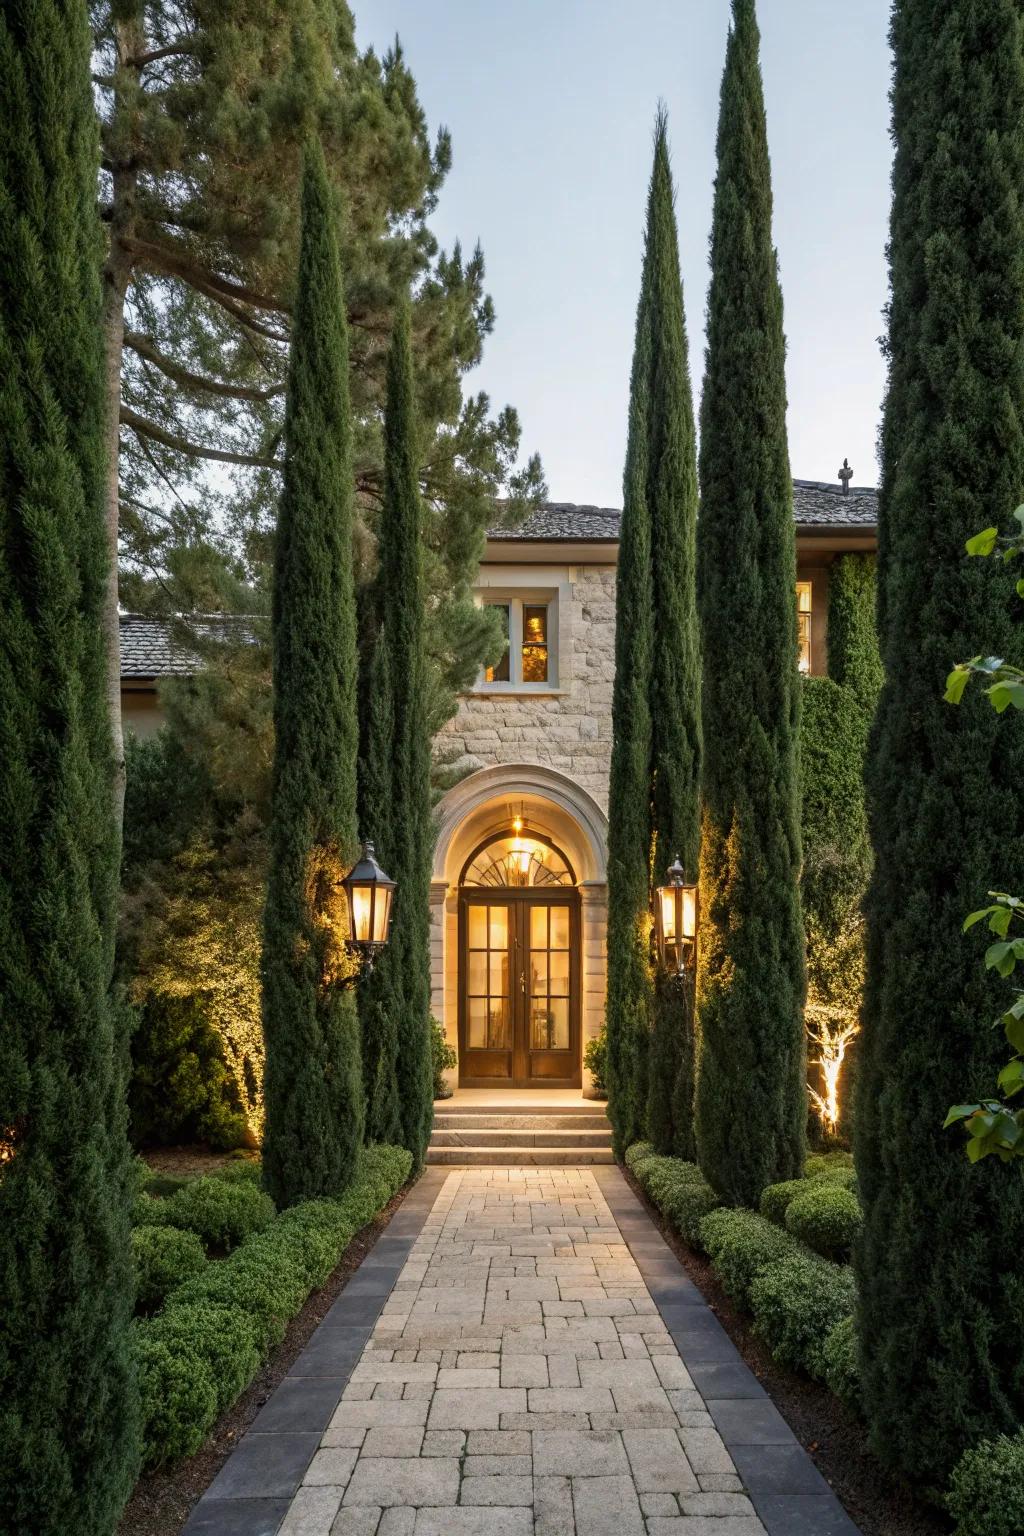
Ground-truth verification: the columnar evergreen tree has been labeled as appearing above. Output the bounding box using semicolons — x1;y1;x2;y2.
607;112;701;1157
694;0;806;1207
645;117;702;1158
0;1;139;1528
262;140;364;1206
358;302;434;1169
856;0;1024;1492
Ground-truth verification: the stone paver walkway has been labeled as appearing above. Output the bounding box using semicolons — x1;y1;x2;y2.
257;1167;858;1536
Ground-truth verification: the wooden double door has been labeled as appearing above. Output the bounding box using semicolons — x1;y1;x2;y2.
458;890;581;1087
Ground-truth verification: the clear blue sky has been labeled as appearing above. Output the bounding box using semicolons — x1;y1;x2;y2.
355;0;893;505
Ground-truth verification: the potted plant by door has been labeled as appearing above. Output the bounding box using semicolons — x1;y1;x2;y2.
583;1022;608;1101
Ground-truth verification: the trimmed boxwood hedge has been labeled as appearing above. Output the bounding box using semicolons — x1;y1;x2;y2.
134;1143;412;1468
131;1225;206;1311
947;1430;1024;1536
698;1208;794;1309
625;1144;723;1249
749;1249;856;1377
759;1165;857;1228
821;1313;860;1411
784;1181;862;1262
134;1175;276;1252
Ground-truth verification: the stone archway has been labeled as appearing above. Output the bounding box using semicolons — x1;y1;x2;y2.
430;764;609;1092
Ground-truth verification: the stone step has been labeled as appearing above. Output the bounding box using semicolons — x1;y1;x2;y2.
433;1113;610;1132
425;1145;616;1166
433;1100;607;1116
430;1127;613;1148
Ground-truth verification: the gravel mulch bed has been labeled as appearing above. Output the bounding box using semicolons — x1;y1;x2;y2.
621;1166;951;1536
118;1173;416;1536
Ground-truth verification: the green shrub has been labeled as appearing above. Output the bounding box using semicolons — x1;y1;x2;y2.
158;1176;275;1251
135;1143;411;1468
805;1149;854;1176
135;1332;219;1469
699;1208;797;1308
144;1303;261;1412
749;1250;856;1377
584;1024;608;1097
759;1177;811;1227
821;1314;860;1412
785;1181;862;1261
142;1171;190;1198
624;1140;655;1171
212;1158;262;1185
129;992;250;1152
631;1153;723;1249
947;1431;1024;1536
132;1226;206;1310
132;1192;170;1229
431;1017;457;1100
759;1165;856;1228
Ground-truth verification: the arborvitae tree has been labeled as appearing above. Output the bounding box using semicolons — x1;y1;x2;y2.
826;553;884;714
643;116;702;1158
0;1;139;1528
358;302;434;1169
856;0;1024;1493
694;0;806;1207
262;140;363;1205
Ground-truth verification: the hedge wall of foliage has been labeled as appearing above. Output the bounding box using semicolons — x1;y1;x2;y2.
799;553;880;1142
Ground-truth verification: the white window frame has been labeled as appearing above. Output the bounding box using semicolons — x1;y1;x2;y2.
474;587;562;693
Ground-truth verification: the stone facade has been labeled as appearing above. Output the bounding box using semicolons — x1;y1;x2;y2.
436;563;617;813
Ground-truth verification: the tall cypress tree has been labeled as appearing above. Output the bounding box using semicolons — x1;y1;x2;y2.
856;0;1024;1492
358;301;434;1168
0;1;139;1528
644;115;702;1158
694;0;806;1207
606;146;658;1157
262;139;364;1205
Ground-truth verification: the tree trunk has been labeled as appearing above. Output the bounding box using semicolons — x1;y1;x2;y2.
100;13;143;835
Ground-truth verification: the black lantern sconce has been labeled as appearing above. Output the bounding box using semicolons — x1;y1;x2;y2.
654;856;698;982
340;841;396;978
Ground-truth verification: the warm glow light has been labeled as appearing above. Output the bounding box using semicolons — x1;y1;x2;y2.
351;885;373;943
807;1015;860;1135
660;888;677;941
681;885;697;942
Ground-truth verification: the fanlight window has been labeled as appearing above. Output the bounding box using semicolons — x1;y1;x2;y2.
462;835;573;889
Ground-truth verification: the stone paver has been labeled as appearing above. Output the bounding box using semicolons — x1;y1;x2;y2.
277;1168;774;1534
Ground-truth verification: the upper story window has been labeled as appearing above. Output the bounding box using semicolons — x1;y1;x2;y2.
480;595;556;689
796;581;812;674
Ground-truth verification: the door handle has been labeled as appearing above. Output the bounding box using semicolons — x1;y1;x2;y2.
519;971;526;995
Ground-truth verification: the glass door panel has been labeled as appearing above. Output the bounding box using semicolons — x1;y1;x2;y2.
463;900;513;1071
527;901;573;1062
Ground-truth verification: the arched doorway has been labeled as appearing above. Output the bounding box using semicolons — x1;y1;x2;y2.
458;827;582;1087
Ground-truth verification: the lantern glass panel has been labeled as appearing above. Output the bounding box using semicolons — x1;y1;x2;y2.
372;886;392;945
350;884;373;944
660;888;678;942
681;886;697;941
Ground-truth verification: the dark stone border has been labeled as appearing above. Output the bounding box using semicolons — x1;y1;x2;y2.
591;1164;863;1536
182;1168;449;1536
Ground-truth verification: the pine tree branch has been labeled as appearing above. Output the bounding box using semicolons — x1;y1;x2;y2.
125;236;289;315
124;331;284;401
120;406;282;469
128;40;199;68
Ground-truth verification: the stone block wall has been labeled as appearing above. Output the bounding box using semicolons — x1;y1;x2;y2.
435;563;617;811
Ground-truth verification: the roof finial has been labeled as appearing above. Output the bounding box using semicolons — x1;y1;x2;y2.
838;458;853;496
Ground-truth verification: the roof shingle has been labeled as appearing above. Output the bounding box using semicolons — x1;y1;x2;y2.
488;480;878;541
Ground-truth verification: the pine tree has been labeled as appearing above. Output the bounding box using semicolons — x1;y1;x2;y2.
856;0;1024;1492
0;1;139;1528
607;112;701;1157
694;0;806;1207
358;302;434;1169
94;3;543;823
261;140;363;1206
